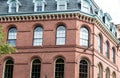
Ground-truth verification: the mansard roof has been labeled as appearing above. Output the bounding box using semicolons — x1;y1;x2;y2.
0;0;98;14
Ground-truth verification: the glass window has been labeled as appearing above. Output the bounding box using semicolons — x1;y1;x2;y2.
33;27;43;46
36;3;42;12
55;58;64;78
98;63;103;78
112;72;116;78
31;59;41;78
98;34;102;53
105;42;109;58
79;59;89;78
11;2;17;13
82;0;90;13
106;68;110;78
80;27;89;47
112;48;115;63
56;26;66;45
4;59;14;78
7;27;17;46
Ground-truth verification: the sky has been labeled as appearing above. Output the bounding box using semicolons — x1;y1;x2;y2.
94;0;120;24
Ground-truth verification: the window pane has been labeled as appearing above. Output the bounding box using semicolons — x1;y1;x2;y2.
7;28;17;46
56;26;66;45
112;48;115;63
55;58;64;78
4;60;14;78
33;27;43;46
98;35;102;53
79;60;88;78
80;27;89;47
105;42;109;58
31;59;41;78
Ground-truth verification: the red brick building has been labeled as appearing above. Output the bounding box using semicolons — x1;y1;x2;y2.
0;0;120;78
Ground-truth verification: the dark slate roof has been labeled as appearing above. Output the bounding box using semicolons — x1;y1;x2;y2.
0;0;98;14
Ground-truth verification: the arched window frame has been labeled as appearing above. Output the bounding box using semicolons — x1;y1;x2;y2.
80;27;89;47
3;59;14;78
31;59;41;78
7;27;17;46
105;41;109;59
112;72;116;78
112;47;115;63
98;34;102;53
105;68;110;78
56;25;66;45
33;26;43;46
54;58;64;78
98;63;103;78
79;59;89;78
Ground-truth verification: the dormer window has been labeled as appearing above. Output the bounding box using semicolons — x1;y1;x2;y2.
78;0;91;13
33;0;47;12
7;0;21;13
103;13;112;29
56;0;69;11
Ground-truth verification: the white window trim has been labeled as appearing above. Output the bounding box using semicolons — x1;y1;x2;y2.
33;0;47;12
7;0;21;13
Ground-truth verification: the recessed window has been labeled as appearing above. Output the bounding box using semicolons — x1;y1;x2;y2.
31;59;41;78
56;0;69;11
79;59;89;78
80;27;89;47
105;41;109;58
4;59;14;78
112;48;115;63
98;34;102;53
112;72;116;78
7;0;21;13
55;58;64;78
98;63;103;78
81;0;91;13
105;68;110;78
33;26;43;46
33;0;46;12
56;26;66;45
7;27;17;46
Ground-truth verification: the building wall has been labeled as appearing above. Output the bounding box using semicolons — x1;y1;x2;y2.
0;16;119;78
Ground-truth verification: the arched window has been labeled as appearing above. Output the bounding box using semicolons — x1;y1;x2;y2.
112;72;116;78
7;27;17;46
98;63;103;78
4;59;14;78
33;26;43;46
80;27;89;47
79;59;89;78
31;59;41;78
56;26;66;45
105;41;109;58
98;34;102;53
106;68;110;78
55;58;64;78
112;47;115;63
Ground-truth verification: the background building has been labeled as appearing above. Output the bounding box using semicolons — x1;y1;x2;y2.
0;0;120;78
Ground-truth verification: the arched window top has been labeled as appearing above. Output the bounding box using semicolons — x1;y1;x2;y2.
56;58;64;63
6;59;14;64
57;26;66;30
80;27;88;33
80;59;88;64
112;72;116;78
9;27;17;32
32;59;41;63
34;26;43;31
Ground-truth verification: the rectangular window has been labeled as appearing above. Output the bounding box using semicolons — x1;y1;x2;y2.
37;6;42;12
